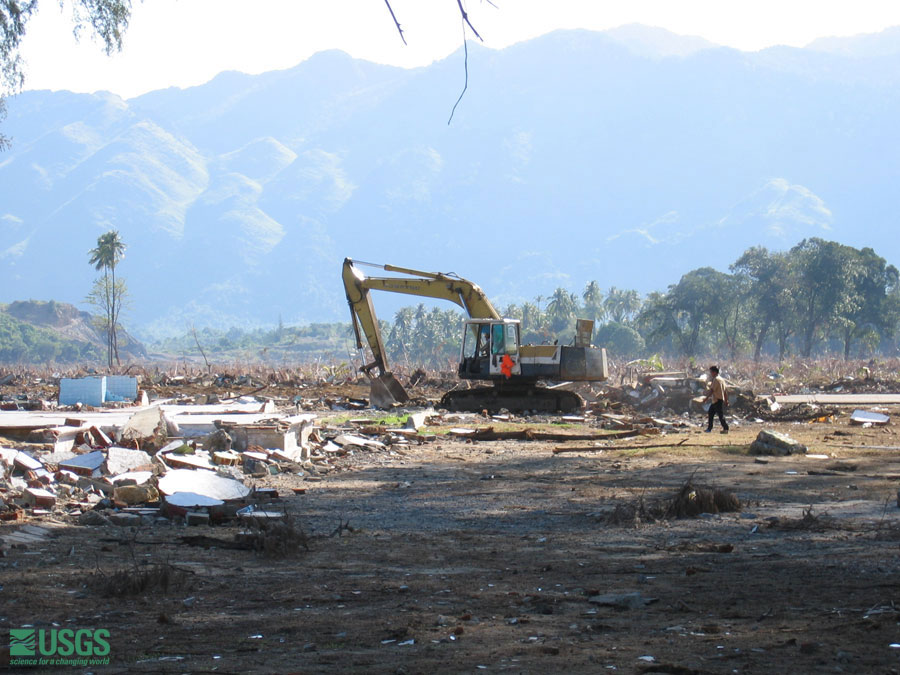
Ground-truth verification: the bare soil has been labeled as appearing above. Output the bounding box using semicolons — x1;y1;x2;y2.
3;414;900;674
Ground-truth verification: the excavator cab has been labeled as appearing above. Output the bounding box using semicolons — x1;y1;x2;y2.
459;319;522;380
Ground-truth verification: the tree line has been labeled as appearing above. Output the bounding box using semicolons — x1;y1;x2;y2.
384;239;899;366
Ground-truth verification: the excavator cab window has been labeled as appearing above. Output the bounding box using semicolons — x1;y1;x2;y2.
463;323;480;359
491;324;505;355
477;324;491;356
490;323;519;356
505;323;519;354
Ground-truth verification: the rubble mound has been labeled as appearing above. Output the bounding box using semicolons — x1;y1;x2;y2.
749;429;807;456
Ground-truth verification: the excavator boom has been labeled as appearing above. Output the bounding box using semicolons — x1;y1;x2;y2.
343;258;500;405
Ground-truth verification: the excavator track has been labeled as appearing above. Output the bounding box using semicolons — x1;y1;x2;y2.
440;386;583;413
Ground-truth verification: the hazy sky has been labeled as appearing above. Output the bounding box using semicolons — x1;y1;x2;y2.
18;0;900;98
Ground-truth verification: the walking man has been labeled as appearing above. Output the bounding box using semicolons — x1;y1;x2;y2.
704;365;729;433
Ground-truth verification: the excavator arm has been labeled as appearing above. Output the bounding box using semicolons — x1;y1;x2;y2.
342;258;500;405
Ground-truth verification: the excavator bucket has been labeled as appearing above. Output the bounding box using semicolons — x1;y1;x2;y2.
368;372;409;408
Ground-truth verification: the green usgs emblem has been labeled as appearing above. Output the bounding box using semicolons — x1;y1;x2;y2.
9;628;110;666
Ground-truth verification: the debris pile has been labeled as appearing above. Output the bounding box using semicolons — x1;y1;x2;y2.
0;402;320;531
0;401;452;534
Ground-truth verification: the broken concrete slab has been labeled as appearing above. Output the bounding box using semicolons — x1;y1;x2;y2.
158;469;251;502
161;451;215;471
58;450;105;477
105;446;152;474
164;492;226;509
749;429;808;456
0;524;53;548
118;405;167;452
40;449;78;465
13;451;43;472
850;410;890;426
24;487;56;508
404;411;431;431
0;447;17;467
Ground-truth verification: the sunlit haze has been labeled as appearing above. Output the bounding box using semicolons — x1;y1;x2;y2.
17;0;900;98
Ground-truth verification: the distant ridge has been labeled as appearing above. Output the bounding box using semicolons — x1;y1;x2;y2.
3;25;900;337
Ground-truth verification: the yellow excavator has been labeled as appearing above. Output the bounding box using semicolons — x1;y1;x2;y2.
342;258;609;412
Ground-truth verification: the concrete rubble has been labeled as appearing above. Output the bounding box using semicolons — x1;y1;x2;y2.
0;389;447;534
749;429;808;456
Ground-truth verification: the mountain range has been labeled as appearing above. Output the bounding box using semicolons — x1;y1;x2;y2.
2;24;899;338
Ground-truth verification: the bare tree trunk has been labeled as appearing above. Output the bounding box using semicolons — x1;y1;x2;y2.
191;324;211;373
104;268;113;369
111;263;120;367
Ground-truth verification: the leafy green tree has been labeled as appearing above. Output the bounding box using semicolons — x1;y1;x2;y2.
87;230;127;367
594;321;644;358
790;238;860;358
637;268;727;357
731;247;796;361
1;1;131;149
711;272;750;360
832;247;899;358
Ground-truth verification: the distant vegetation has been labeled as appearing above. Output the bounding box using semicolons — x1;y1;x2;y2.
0;300;143;365
2;239;897;368
148;323;353;365
0;308;102;363
382;238;900;367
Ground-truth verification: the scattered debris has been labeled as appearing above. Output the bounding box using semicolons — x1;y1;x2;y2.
850;409;890;426
588;591;658;609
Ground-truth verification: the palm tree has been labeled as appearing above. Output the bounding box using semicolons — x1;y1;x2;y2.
88;230;126;367
604;287;642;324
582;281;605;323
546;287;578;336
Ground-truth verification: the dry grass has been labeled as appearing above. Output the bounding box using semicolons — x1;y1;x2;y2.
607;480;741;526
235;513;311;558
90;561;189;598
665;482;741;518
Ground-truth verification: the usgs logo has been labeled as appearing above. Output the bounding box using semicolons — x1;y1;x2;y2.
9;628;111;667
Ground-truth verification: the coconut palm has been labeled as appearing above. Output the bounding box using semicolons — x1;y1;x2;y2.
88;230;126;367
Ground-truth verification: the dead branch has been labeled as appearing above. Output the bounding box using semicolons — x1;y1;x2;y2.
554;441;711;454
190;323;211;374
448;17;469;125
383;0;406;45
465;426;660;443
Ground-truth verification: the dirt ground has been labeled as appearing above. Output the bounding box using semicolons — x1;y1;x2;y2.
3;410;900;674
